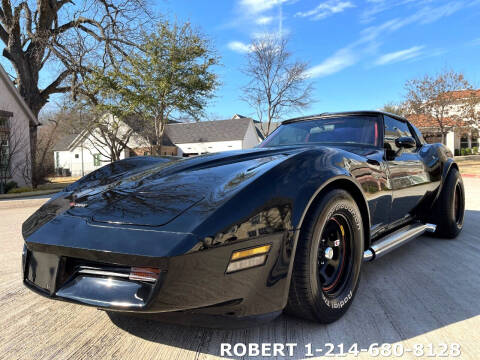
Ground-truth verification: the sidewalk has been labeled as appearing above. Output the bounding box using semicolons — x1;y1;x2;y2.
0;189;58;200
458;160;480;178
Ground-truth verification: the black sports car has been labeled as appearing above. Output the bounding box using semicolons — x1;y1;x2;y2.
22;111;465;324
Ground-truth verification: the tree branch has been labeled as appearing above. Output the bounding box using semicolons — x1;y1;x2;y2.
0;23;8;44
1;0;13;26
53;17;99;35
40;69;71;97
13;2;33;37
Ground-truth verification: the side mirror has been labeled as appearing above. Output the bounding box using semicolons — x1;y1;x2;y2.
395;136;416;149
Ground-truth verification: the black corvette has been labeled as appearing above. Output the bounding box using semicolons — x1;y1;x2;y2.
22;111;465;324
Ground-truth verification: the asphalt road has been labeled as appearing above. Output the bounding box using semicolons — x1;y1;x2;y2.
1;180;479;360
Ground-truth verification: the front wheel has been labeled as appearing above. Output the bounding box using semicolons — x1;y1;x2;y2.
286;189;364;323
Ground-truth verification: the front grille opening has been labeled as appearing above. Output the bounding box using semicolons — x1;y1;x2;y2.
56;257;133;288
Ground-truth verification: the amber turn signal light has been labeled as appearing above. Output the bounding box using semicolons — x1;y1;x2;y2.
230;244;271;261
226;244;271;274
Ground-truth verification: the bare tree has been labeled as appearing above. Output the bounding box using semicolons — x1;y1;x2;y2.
404;70;471;144
83;115;133;162
381;102;407;117
33;116;61;183
0;0;149;185
64;103;133;163
242;35;314;137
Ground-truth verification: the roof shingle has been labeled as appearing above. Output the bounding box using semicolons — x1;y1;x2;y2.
52;133;80;151
407;114;468;128
165;118;253;144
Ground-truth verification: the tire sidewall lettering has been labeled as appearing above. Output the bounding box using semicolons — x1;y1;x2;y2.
321;290;353;309
313;195;362;312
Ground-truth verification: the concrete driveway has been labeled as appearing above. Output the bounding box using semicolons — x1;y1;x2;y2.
1;180;479;359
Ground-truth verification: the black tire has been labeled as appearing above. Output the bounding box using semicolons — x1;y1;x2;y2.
286;189;363;323
432;168;465;239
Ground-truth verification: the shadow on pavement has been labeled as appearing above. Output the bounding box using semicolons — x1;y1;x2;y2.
108;210;480;359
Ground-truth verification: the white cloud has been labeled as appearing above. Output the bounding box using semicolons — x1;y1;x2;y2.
227;41;253;53
251;28;290;39
361;0;471;24
361;0;417;23
358;2;468;46
256;16;274;25
240;0;288;14
374;46;424;65
306;48;357;78
304;0;471;78
419;2;465;24
469;38;480;46
296;1;355;20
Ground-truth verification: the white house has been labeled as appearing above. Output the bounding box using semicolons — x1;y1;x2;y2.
409;89;480;154
53;115;148;177
53;115;262;177
53;133;132;178
165;117;260;156
0;64;39;189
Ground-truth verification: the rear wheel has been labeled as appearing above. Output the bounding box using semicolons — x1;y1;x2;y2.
432;168;465;238
286;189;363;323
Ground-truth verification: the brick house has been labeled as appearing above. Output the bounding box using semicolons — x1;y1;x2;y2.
408;89;480;154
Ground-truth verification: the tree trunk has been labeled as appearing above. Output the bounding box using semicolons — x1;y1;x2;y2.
266;104;272;136
155;117;165;156
17;76;45;188
29;125;38;187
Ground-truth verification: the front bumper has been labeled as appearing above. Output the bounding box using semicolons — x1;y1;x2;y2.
23;229;297;318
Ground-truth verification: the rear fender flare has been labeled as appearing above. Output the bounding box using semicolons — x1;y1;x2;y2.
433;158;458;204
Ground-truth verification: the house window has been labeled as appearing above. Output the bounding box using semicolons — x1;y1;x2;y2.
0;134;9;175
75;154;79;159
461;135;480;148
93;154;101;166
0;116;10;176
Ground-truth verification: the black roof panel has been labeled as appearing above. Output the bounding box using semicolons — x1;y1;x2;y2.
282;110;407;124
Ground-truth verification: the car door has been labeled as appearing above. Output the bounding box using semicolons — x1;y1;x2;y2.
383;115;430;225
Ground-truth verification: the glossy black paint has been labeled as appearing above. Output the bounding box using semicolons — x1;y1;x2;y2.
22;111;457;320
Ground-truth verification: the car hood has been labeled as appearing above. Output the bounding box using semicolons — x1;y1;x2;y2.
63;147;305;227
24;143;374;237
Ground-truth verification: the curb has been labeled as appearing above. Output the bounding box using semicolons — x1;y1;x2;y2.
0;189;59;200
461;173;480;178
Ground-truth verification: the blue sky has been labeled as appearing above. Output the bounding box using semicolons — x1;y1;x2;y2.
2;0;480;120
161;0;480;120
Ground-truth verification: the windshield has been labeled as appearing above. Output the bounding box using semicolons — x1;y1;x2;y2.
260;115;380;148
